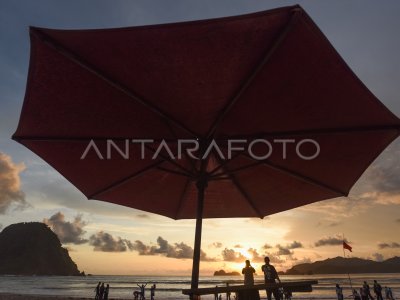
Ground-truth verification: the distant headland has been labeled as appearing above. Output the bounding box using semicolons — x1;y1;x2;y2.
214;270;241;276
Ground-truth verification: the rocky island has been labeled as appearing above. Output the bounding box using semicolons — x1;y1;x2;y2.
0;222;83;276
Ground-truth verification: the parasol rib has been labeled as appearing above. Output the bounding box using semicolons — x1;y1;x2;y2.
88;160;164;199
215;156;263;218
174;176;192;219
215;125;400;141
215;152;346;196
13;125;400;142
205;8;302;139
30;28;198;138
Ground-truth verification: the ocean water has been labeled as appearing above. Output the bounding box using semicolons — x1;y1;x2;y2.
0;273;399;299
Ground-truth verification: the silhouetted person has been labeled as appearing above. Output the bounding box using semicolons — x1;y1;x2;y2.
363;281;374;300
214;285;218;300
336;284;344;300
133;291;139;300
353;289;361;300
150;284;156;300
262;256;281;300
226;283;231;300
242;260;255;286
283;290;292;300
384;286;394;300
99;283;105;300
361;287;368;300
137;283;147;300
95;282;101;300
374;280;383;300
104;284;109;300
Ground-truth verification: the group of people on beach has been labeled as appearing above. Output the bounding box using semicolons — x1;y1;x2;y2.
241;257;287;300
94;282;156;300
336;281;395;300
133;283;156;300
94;282;110;300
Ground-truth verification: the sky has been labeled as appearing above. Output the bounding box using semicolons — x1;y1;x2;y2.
0;0;400;276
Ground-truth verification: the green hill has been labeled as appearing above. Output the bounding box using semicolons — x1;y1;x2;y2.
285;256;400;275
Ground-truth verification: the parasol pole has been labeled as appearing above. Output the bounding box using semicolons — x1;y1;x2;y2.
190;175;208;298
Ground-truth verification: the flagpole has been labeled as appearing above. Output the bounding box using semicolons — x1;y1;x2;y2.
342;233;353;292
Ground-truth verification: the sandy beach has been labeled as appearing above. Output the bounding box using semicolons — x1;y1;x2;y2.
0;294;135;300
0;294;95;300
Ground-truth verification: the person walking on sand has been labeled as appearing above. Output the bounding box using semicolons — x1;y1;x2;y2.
363;281;374;300
104;284;109;300
242;260;256;286
150;284;156;300
262;256;281;300
99;283;105;300
95;282;101;300
374;280;383;300
336;284;344;300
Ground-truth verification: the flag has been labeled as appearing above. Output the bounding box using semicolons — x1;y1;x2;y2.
343;241;352;252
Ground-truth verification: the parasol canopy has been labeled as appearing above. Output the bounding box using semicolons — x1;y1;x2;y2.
13;4;400;292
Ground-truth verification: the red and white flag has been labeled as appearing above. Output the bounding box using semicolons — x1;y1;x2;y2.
343;241;352;252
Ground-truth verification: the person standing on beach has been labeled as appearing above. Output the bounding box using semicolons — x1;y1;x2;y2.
353;289;361;300
104;284;109;300
335;284;344;300
99;283;105;300
360;287;368;300
374;280;383;300
214;285;219;300
137;283;147;300
261;256;281;300
363;281;374;300
150;284;156;300
95;282;101;300
226;283;231;300
242;260;256;286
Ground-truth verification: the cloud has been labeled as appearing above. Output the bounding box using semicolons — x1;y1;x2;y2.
43;212;88;245
264;254;285;264
287;241;303;249
274;241;302;256
0;152;26;213
136;214;150;219
299;196;371;218
396;219;400;223
276;245;293;256
377;242;400;249
221;248;246;262
314;236;348;247
248;248;264;263
89;231;133;252
317;221;341;227
372;253;384;262
234;244;243;248
357;141;400;205
210;242;223;248
131;236;216;261
293;257;312;264
262;243;272;249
